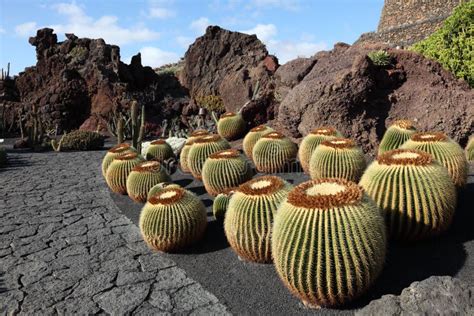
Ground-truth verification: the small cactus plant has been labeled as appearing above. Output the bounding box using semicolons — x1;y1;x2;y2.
272;178;386;308
217;112;246;140
378;120;416;155
126;161;171;203
147;182;181;201
106;152;144;194
101;143;137;178
400;132;468;188
145;139;175;162
224;176;293;263
179;139;194;173
466;136;474;161
298;126;342;173
360;149;457;240
309;138;366;182
139;187;207;252
201;149;254;196
242;125;274;160
187;134;231;179
252;132;297;173
213;190;233;221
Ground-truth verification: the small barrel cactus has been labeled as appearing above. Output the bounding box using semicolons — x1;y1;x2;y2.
147;182;181;201
106;152;144;194
309;138;366;182
217;112;246;140
202;149;254;196
378;120;416;155
101;143;137;178
400;132;468;188
213;190;233;221
360;149;456;240
187;134;231;179
179;139;194;173
298;126;342;173
139;187;207;252
272;178;386;308
224;176;293;263
252;132;297;173
145;139;175;162
466;136;474;161
242;125;274;160
188;129;210;141
126;161;171;203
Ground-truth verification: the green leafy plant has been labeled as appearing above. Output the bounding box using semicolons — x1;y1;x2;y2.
367;50;392;67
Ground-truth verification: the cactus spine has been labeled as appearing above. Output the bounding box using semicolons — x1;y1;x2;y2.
147;182;181;201
139;187;207;252
252;132;297;173
298;127;341;173
224;176;293;263
145;139;175;162
187;134;231;179
466;136;474;161
309;138;366;182
106;152;144;194
243;125;274;160
378;120;416;155
213;190;233;221
217;112;246;141
126;161;171;203
360;149;457;240
101;143;137;178
272;178;386;308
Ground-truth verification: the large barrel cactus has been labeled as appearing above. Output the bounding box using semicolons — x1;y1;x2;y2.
201;149;254;196
224;176;293;263
378;120;416;155
467;136;474;161
145;139;175;162
401;132;468;188
217;112;246;141
243;125;274;160
140;187;207;252
252;132;297;173
187;134;231;179
213;190;233;222
298;126;342;173
147;182;181;201
101;143;136;178
360;149;456;240
272;178;386;308
126;161;171;203
309;138;366;182
179;139;194;173
188;129;210;141
106;152;144;194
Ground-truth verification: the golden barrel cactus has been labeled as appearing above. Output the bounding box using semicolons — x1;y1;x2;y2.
187;134;231;179
179;139;194;173
126;161;171;203
298;126;342;173
252;132;297;173
466;136;474;161
243;125;274;160
101;143;136;178
145;139;175;162
106;152;144;194
217;112;246;141
378;120;416;155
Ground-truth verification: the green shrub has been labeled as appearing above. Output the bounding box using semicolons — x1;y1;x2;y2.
54;130;105;151
195;95;225;112
367;50;392;67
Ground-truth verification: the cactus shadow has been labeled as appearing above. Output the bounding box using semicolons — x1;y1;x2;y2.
174;178;193;187
181;220;229;254
187;185;207;196
448;182;474;243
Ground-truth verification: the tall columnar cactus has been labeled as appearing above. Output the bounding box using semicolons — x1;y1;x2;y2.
188;129;210;142
101;143;137;178
466;136;474;161
179;139;194;173
139;187;207;252
400;132;468;188
213;190;233;221
309;138;366;182
217;112;246;140
202;149;254;196
106;152;144;194
126;161;171;203
242;125;274;160
147;182;181;201
187;134;231;179
298;126;342;173
272;178;386;308
145;139;175;162
378;120;416;155
252;132;297;173
224;176;293;263
130;100;145;153
360;149;457;240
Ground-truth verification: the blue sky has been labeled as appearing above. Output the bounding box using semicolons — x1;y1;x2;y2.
0;0;384;75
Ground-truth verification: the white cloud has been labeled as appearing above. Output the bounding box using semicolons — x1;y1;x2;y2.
0;27;5;33
190;17;210;34
176;36;194;48
149;7;175;19
242;24;277;42
131;47;179;68
15;22;37;37
249;0;300;11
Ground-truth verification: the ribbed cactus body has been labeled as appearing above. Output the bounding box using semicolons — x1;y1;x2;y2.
213;191;233;221
217;112;246;140
106;152;144;194
467;136;474;161
101;143;136;178
126;161;171;203
224;176;293;263
400;132;468;188
187;135;231;179
179;139;194;173
147;182;181;201
243;125;274;160
201;149;254;196
378;120;416;155
140;187;207;252
272;178;386;308
145;139;175;162
252;132;297;173
188;129;210;142
298;127;341;173
360;149;457;240
309;138;366;182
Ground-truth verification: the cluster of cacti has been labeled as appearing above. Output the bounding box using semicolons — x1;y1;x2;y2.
467;136;474;161
139;187;207;252
187;134;231;179
105;152;144;194
145;139;175;162
179;139;194;173
242;125;274;160
378;120;416;155
400;132;468;188
101;143;137;178
108;100;146;151
147;182;181;201
217;112;246;141
224;176;293;263
298;127;342;173
52;130;105;152
272;178;386;308
126;161;171;203
252;132;297;173
202;149;254;196
360;149;456;240
213;190;233;221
